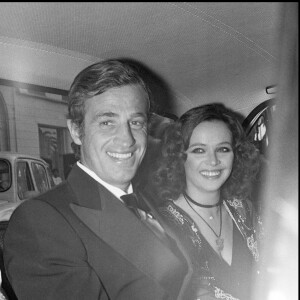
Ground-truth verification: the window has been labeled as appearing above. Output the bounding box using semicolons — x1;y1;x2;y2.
46;165;55;188
242;99;277;214
242;99;277;158
31;162;50;193
38;125;73;179
0;159;11;192
17;161;34;200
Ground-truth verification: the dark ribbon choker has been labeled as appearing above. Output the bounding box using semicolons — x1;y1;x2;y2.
183;191;222;208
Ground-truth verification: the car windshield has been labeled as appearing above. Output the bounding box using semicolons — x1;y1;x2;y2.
0;159;11;192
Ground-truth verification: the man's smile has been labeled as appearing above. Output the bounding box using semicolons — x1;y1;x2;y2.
107;151;133;160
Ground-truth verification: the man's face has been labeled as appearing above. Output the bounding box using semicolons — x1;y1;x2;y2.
69;85;148;191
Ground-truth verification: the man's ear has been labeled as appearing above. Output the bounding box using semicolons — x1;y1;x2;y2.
67;120;82;145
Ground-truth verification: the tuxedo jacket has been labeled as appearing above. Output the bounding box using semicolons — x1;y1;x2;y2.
3;165;189;300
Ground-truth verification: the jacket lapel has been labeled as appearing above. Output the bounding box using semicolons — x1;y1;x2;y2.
67;166;186;294
67;164;103;210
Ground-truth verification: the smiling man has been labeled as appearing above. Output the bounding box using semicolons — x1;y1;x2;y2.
69;84;148;191
3;59;188;300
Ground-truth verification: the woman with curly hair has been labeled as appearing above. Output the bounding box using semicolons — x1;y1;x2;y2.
152;103;263;300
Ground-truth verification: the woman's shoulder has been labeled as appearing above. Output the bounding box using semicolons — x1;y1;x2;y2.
224;197;257;224
225;197;253;212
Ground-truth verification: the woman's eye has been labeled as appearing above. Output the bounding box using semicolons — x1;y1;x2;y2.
218;147;232;152
191;148;204;154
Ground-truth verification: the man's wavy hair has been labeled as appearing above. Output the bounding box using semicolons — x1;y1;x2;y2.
153;103;260;202
67;59;152;138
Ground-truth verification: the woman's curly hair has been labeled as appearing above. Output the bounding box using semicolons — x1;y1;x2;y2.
152;103;261;202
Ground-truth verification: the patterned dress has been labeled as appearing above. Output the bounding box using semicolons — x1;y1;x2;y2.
158;198;263;300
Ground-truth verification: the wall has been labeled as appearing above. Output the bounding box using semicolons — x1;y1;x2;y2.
0;84;70;157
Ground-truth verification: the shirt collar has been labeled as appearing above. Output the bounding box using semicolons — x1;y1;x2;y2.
76;161;133;201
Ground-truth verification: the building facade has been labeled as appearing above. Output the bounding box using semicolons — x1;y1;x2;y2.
0;83;76;180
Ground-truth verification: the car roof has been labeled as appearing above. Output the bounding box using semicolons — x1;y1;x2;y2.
0;151;48;164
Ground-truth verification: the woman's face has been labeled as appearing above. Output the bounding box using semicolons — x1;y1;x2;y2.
184;120;234;196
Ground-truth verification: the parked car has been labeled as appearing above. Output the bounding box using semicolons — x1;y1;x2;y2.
0;152;55;221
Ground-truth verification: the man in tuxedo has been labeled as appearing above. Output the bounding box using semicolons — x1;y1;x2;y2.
3;59;189;299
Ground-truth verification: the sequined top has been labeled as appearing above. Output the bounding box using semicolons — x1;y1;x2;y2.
158;198;263;300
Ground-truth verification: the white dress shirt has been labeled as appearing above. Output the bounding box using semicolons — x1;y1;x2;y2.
76;161;165;237
77;161;132;201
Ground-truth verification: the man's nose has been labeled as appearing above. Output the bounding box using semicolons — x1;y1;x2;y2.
113;123;136;147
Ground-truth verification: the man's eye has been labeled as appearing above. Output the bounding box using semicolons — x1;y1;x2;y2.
99;120;113;126
130;120;145;128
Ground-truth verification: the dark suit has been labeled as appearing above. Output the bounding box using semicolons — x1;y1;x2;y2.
3;165;188;300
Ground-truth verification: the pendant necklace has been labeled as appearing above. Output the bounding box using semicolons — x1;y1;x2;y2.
183;192;224;252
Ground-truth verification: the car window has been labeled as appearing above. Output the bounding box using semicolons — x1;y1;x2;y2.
242;99;277;159
31;162;50;193
17;161;35;200
46;165;56;188
0;160;11;192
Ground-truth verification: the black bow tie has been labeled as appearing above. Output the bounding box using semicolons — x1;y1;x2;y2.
121;192;151;219
121;193;174;247
121;193;139;208
120;193;142;219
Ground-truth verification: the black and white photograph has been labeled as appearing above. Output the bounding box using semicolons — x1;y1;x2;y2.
0;2;297;300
